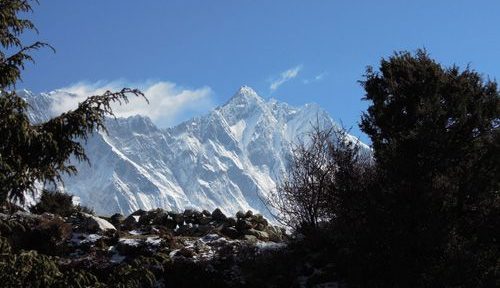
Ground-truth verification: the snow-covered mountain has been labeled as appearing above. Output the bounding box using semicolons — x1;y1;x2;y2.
21;86;364;218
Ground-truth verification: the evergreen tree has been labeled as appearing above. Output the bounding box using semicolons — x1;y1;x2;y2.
354;50;499;286
0;0;146;204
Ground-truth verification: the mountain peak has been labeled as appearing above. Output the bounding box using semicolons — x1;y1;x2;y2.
22;86;369;219
226;86;263;105
237;85;258;96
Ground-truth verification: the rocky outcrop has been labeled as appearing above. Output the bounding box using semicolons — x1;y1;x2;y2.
0;206;293;287
0;207;286;274
76;212;117;232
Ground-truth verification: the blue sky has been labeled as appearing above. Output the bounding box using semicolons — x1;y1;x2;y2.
19;0;500;142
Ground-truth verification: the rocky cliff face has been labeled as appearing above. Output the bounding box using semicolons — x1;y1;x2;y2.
22;86;366;218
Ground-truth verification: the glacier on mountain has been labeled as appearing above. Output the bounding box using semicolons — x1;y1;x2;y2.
21;86;367;219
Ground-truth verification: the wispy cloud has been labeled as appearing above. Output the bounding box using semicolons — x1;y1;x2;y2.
270;65;302;92
50;80;214;128
303;72;327;84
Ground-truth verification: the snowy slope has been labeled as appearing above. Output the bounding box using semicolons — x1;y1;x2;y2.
22;86;367;218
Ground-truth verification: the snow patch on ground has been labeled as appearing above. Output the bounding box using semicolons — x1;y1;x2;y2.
70;233;102;246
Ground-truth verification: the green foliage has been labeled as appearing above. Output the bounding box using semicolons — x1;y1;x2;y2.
109;256;162;288
0;0;53;88
55;269;104;288
30;215;72;255
0;0;146;204
0;236;11;254
0;249;104;288
31;190;93;217
0;212;71;255
330;50;500;286
31;190;73;216
0;250;63;288
0;88;145;204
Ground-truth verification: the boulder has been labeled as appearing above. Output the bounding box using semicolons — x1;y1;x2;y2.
192;211;203;224
31;213;72;254
199;216;211;225
242;235;258;243
116;238;143;256
245;228;269;241
236;210;245;219
236;219;254;231
183;209;195;218
79;213;116;233
197;224;216;235
265;226;284;242
245;210;253;218
122;214;139;230
182;209;202;225
211;208;227;222
150;210;176;228
252;214;268;225
170;213;185;225
176;247;196;258
255;223;267;231
202;210;211;217
162;217;178;230
116;236;163;257
130;209;147;217
110;213;124;227
224;217;237;227
139;209;165;226
221;226;239;239
176;224;198;236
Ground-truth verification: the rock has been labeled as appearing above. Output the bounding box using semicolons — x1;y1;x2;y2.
265;226;284;242
261;218;268;227
199;216;211;225
176;224;198;236
252;214;267;225
32;214;72;254
79;213;116;233
245;228;269;241
255;223;267;231
211;208;227;222
122;214;139;230
110;213;124;226
224;217;237;227
151;211;176;228
245;210;253;218
182;210;202;225
162;217;178;230
116;236;163;257
183;209;195;218
242;235;258;243
171;213;185;225
130;209;147;217
116;238;143;256
192;211;203;224
197;224;215;235
221;226;239;239
12;211;41;222
236;219;254;231
176;247;196;258
202;210;211;217
236;210;245;219
139;209;164;226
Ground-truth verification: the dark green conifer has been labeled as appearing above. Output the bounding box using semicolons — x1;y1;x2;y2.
0;0;146;204
355;49;499;286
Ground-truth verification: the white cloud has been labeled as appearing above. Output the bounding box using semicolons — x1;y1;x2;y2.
269;65;302;92
303;72;327;84
49;80;214;128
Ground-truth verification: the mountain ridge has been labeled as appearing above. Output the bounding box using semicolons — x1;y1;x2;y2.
22;86;366;219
